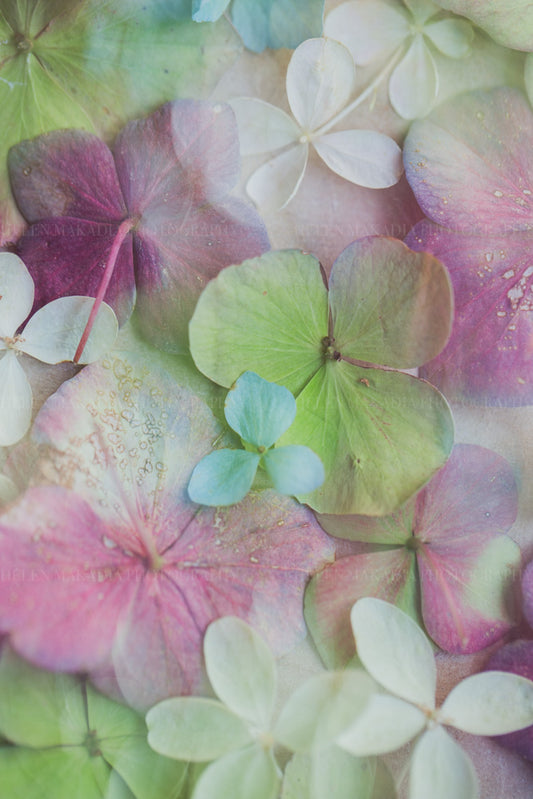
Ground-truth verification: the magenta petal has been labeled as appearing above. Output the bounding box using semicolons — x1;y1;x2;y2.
404;88;533;234
407;221;533;404
416;444;521;653
305;549;417;668
8;130;127;223
15;218;135;323
485;640;533;761
0;485;140;672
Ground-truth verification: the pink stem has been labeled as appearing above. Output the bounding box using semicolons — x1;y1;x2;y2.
74;217;135;363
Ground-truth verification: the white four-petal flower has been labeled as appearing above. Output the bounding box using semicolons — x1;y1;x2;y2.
325;0;474;119
0;253;118;447
339;598;533;799
231;37;403;210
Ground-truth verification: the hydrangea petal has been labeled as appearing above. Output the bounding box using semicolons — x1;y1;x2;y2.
192;0;230;22
389;35;438;119
224;371;296;448
281;749;393;799
230;0;325;52
188;449;260;507
230;98;301;156
423;18;474;58
329;237;452;368
351;598;436;708
204;617;276;728
0;253;35;337
286;38;356;131
246;144;309;211
522;559;533;629
324;0;410;66
337;693;427;756
404;88;533;234
19;297;118;364
441;672;533;735
404;0;440;24
193;745;280;799
273;670;375;751
263;446;324;496
0;351;33;446
433;0;533;51
146;697;252;761
526;54;533;105
305;549;419;669
410;727;478;799
313;130;402;189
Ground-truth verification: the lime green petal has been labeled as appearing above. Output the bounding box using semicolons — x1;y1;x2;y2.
189;250;329;394
279;360;454;515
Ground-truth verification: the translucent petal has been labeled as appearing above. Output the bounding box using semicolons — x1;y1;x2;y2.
350;598;436;708
404;0;440;24
313;130;402;188
281;749;393;799
192;0;230;22
204;617;276;729
246;144;308;210
337;693;427;756
18;297;118;364
389;36;438;119
263;445;324;496
0;351;33;447
424;18;474;58
0;252;35;337
146;697;253;762
410;727;478;799
440;672;533;735
324;1;410;66
286;38;356;130
224;371;296;448
274;670;375;752
193;745;280;799
187;449;260;506
230;98;301;156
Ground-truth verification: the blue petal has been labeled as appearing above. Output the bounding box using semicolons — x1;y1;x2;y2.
231;0;325;52
192;0;230;22
263;445;325;496
188;449;260;506
224;371;296;449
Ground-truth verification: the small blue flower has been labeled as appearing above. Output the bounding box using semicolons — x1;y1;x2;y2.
188;371;324;506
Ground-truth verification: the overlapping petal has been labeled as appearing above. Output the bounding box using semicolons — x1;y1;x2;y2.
389;35;438;119
324;1;409;66
0;253;35;337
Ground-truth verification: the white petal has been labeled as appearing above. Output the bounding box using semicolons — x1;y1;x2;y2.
286;38;356;131
0;351;33;447
337;693;427;756
246;144;308;211
424;18;474;58
229;98;301;156
313;129;403;188
410;728;478;799
389;36;438;119
404;0;439;25
351;598;436;709
324;0;409;66
19;297;118;365
440;671;533;735
0;253;35;338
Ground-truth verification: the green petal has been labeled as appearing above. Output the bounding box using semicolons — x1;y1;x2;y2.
279;360;454;515
225;371;296;448
204;617;277;729
189;250;329;395
262;445;324;495
273;670;375;752
0;646;87;747
329;238;453;369
188;449;260;506
146;697;253;762
281;750;394;799
193;745;281;799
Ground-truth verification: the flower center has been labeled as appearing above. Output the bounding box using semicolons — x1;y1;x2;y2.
321;336;341;361
84;729;102;758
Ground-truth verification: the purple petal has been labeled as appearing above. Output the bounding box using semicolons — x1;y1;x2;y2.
8;130;127;223
305;549;417;669
415;444;521;653
404;88;533;234
484;640;533;761
522;559;533;630
15;218;135;324
407;220;533;404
